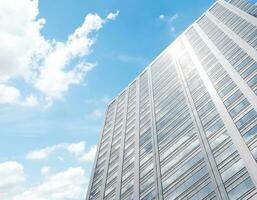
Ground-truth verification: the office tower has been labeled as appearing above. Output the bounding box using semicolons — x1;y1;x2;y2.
86;0;257;199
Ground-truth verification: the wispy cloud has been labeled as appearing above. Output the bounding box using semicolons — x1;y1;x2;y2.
85;96;110;106
159;13;179;35
26;144;62;160
169;13;179;23
90;109;105;119
26;142;97;163
84;96;110;121
116;54;147;66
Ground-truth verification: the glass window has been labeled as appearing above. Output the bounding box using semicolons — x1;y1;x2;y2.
215;74;231;89
205;119;224;137
221;159;244;182
210;132;229;150
236;109;257;129
248;74;257;87
224;90;242;107
241;63;257;78
243;124;257;142
198;101;214;117
189;182;214;200
140;175;154;194
228;177;255;200
218;81;236;98
141;190;155;200
229;99;249;118
251;147;257;160
164;166;208;199
215;144;236;165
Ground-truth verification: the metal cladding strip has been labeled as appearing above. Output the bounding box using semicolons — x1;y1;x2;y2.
99;100;118;200
206;10;257;62
182;33;257;189
219;0;257;27
85;107;109;200
133;78;140;200
115;90;129;200
172;48;228;200
194;22;257;126
148;67;163;200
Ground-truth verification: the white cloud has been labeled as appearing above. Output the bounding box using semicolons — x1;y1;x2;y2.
159;14;165;19
107;10;120;20
67;142;97;162
0;84;21;104
0;84;39;107
78;145;97;163
41;166;51;176
67;142;85;157
0;161;25;199
0;0;48;82
34;12;106;102
0;161;25;188
14;167;87;200
0;0;119;107
0;162;88;200
26;142;97;163
22;94;40;107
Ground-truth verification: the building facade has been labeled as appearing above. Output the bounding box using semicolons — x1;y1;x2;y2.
86;0;257;199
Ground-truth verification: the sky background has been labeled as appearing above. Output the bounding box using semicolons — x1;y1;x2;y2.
3;0;254;199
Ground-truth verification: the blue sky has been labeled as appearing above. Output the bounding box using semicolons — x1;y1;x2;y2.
0;0;220;199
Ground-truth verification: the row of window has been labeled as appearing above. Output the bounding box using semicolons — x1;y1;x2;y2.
138;70;157;200
89;100;117;200
104;93;127;200
120;81;138;200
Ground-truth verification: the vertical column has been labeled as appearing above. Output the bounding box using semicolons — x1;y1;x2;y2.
99;101;118;200
134;79;140;200
172;47;229;200
193;23;257;124
148;68;163;200
115;90;128;200
86;108;109;200
182;33;257;188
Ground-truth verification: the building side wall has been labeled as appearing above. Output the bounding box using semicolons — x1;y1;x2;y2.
86;1;257;200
